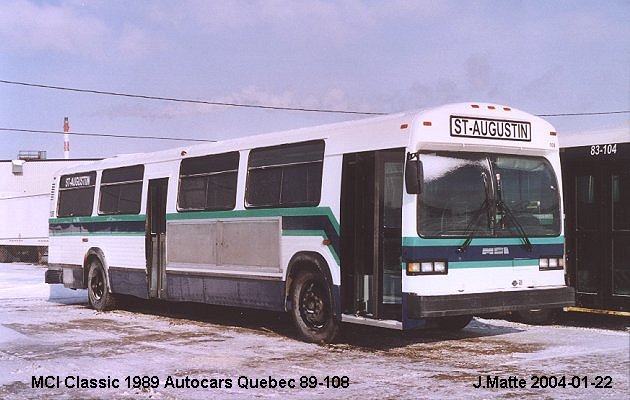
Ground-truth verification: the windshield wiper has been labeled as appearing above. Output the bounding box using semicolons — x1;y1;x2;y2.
497;200;533;252
457;172;494;253
456;198;489;253
495;173;533;252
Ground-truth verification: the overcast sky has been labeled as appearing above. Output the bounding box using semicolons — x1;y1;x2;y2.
1;0;628;160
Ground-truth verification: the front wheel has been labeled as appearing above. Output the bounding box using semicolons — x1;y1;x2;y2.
290;271;339;343
87;258;117;311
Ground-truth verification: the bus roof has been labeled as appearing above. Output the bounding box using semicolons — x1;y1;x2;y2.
54;102;557;176
559;126;629;148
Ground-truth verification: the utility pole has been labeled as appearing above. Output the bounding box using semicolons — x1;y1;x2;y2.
63;117;70;159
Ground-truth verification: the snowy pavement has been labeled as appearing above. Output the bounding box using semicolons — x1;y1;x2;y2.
0;263;628;399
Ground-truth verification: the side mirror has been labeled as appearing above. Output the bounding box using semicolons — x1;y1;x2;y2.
405;154;423;194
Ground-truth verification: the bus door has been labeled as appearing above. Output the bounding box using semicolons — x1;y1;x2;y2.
564;155;630;312
340;148;404;320
147;178;168;299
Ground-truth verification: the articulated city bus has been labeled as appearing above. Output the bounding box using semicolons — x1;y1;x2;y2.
45;102;574;342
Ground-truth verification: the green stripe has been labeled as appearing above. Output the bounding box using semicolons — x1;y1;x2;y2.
50;231;145;237
283;229;328;238
402;236;564;247
167;206;340;234
282;229;340;265
49;214;146;224
50;207;341;233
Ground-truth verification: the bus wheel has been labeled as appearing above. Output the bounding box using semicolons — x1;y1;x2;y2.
87;258;116;311
290;271;338;343
437;314;473;331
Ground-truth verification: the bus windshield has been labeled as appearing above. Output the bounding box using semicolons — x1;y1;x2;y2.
417;151;560;238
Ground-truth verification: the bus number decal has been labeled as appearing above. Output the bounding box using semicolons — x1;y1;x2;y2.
590;143;617;156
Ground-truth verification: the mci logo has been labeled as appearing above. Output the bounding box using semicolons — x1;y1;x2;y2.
482;247;510;255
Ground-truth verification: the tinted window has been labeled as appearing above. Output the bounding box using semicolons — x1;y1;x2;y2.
576;175;598;230
418;153;490;237
492;155;561;236
613;171;630;230
102;164;144;183
99;165;144;215
57;171;96;217
246;140;324;208
178;152;239;211
417;152;560;237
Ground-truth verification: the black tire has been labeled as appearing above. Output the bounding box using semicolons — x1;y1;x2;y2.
437;314;473;331
515;308;555;325
87;258;117;311
290;271;339;343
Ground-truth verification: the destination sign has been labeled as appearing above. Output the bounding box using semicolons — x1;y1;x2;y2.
450;116;531;142
60;171;96;189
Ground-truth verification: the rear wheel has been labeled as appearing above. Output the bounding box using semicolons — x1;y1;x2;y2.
290;271;339;343
436;314;473;331
87;258;117;311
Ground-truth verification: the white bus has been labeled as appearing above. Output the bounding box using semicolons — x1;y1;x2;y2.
45;102;574;342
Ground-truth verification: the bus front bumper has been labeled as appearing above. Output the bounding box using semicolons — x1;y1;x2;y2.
405;286;575;318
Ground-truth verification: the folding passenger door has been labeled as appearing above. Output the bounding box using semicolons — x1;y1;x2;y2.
146;178;168;298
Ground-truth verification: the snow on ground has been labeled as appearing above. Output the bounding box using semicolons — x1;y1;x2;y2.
0;263;628;399
0;263;86;302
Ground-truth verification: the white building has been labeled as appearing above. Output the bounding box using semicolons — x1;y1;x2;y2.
0;153;98;262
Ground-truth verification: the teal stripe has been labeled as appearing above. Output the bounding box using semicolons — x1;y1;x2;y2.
513;259;538;267
283;229;327;238
49;214;146;236
50;231;145;237
282;229;340;265
167;206;340;234
49;214;146;224
402;236;564;247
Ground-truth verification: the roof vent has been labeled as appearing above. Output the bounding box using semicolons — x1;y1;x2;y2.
12;159;25;175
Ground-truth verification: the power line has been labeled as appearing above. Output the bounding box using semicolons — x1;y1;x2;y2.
537;110;629;117
1;78;628;118
0;127;216;143
0;79;386;116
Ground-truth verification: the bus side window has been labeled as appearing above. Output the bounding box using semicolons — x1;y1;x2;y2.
246;140;325;208
177;151;240;211
57;171;97;217
99;165;144;215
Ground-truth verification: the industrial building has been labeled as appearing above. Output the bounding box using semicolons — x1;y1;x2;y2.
0;151;98;262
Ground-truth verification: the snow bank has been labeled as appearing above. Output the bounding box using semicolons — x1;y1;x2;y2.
0;262;87;303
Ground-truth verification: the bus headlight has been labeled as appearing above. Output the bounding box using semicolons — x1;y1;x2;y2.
433;261;447;273
421;262;433;273
539;256;564;270
406;260;448;275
